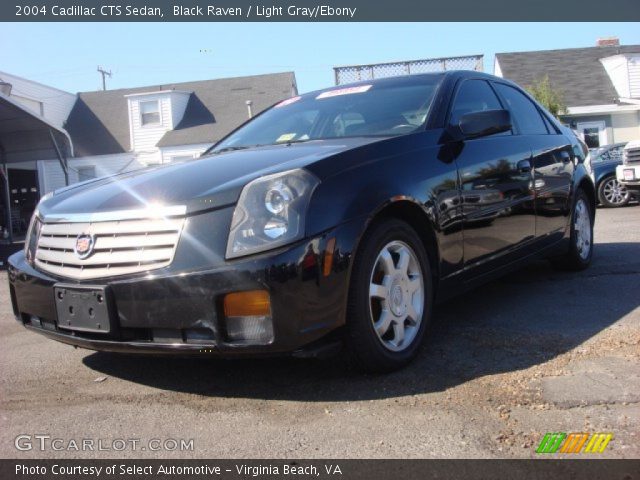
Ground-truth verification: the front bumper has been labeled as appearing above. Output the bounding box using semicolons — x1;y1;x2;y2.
8;217;364;357
616;164;640;191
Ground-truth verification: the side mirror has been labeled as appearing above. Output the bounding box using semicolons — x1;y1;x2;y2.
459;109;512;140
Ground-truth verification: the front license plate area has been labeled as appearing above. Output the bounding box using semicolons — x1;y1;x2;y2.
55;285;111;333
623;169;635;181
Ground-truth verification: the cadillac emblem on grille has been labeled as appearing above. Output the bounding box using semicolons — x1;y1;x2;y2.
74;233;95;259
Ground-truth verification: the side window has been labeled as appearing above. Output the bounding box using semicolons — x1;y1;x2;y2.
449;80;503;127
541;113;557;134
493;83;548;135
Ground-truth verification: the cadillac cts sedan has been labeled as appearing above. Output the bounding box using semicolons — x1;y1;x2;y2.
8;71;595;372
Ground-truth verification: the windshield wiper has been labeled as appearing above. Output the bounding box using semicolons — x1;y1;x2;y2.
280;138;316;146
208;144;262;155
211;145;253;154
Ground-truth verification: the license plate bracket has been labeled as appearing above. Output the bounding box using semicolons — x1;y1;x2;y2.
54;285;111;333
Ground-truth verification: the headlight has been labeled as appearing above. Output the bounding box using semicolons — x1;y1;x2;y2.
226;169;319;259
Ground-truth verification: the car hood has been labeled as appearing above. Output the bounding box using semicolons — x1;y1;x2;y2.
38;137;387;218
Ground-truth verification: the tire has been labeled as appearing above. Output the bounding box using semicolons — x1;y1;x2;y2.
551;189;594;271
345;218;433;373
597;176;630;208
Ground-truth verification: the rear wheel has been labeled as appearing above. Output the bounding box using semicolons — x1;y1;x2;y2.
598;176;630;208
345;219;433;372
551;189;593;271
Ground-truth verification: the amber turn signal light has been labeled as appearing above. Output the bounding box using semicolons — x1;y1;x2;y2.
323;237;336;277
223;290;271;317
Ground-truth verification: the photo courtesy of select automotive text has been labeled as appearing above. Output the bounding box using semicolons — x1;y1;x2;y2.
1;1;639;478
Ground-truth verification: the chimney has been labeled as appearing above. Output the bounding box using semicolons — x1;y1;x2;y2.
597;37;620;47
246;100;253;119
0;81;12;96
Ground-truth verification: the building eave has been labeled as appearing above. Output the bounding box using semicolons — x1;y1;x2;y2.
124;90;192;98
565;103;640;116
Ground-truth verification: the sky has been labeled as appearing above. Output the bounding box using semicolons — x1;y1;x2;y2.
2;22;640;94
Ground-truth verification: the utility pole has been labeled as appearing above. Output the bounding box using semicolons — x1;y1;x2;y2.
97;66;112;91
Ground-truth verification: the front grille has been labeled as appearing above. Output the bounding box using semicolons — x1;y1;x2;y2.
35;217;185;280
624;147;640;165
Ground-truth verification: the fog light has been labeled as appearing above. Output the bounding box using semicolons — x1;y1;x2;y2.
223;290;274;344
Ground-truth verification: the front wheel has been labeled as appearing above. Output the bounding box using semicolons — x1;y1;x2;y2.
598;176;630;208
345;219;433;373
551;189;593;271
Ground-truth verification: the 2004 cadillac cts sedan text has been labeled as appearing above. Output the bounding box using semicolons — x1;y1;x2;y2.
8;72;595;372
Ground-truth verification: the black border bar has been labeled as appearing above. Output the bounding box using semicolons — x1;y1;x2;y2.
3;459;640;480
4;0;640;22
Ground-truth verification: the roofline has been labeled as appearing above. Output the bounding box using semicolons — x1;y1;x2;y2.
0;69;75;97
565;103;640;116
495;44;640;57
124;90;192;98
0;90;75;157
78;71;297;95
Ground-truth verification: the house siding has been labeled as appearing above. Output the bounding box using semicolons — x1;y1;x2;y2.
37;153;144;195
629;56;640;98
611;111;640;143
128;94;173;161
169;92;191;127
160;143;211;163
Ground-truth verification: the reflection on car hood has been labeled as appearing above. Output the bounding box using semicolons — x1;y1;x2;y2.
38;137;386;218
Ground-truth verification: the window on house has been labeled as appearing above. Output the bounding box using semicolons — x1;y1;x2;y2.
140;100;160;125
77;166;96;182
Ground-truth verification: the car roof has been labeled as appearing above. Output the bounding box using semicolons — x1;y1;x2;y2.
303;70;511;99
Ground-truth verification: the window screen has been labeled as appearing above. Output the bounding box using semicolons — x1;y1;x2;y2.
140;100;160;125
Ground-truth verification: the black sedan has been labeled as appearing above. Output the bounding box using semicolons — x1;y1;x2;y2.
8;71;595;372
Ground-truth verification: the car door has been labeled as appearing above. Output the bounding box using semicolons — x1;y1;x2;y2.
492;82;574;244
447;79;536;275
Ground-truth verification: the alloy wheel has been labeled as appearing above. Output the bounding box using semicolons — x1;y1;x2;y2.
574;199;592;260
602;177;629;206
368;241;425;352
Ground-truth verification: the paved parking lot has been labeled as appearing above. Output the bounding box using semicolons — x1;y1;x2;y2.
1;205;638;459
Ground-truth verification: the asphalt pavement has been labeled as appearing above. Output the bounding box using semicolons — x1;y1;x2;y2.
1;204;638;458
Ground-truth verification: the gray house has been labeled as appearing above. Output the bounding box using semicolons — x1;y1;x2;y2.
495;38;640;148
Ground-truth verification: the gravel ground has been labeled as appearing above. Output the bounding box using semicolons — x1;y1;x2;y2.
1;205;638;459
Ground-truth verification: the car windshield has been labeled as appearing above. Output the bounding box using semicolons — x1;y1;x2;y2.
591;145;623;163
211;75;443;152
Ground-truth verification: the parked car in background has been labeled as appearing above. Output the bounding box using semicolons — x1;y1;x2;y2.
9;72;595;372
617;140;640;198
589;143;633;207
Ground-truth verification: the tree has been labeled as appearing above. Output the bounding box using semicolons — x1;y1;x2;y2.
526;75;566;119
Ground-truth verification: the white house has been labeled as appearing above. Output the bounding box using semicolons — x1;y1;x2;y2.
495;38;640;148
43;71;298;193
